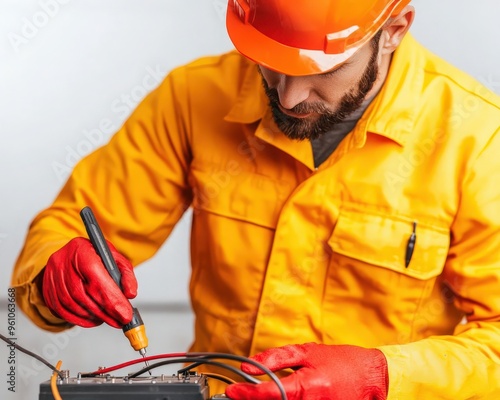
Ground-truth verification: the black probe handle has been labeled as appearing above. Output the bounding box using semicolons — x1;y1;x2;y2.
80;206;123;289
80;207;143;333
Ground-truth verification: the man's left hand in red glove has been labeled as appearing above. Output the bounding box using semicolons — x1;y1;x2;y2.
225;343;388;400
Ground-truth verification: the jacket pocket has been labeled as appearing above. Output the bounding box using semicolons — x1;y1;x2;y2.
321;208;451;347
327;208;450;280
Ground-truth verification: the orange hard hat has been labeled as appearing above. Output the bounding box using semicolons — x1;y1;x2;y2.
226;0;411;76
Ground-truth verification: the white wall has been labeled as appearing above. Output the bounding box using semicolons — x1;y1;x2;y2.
0;1;499;399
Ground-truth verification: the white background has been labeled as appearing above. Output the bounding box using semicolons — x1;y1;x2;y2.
0;1;499;399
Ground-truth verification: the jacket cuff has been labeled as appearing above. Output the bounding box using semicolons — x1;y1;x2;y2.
13;269;73;332
378;344;410;400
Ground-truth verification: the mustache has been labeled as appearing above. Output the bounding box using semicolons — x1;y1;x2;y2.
263;84;331;115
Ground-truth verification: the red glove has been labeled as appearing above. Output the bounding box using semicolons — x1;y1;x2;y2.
42;237;137;329
226;343;388;400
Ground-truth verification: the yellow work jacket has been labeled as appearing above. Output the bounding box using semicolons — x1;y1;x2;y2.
12;34;500;399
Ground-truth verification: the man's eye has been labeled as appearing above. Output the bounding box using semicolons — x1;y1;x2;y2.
320;64;347;77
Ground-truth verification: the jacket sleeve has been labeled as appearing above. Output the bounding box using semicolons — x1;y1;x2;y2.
11;68;193;331
380;127;500;399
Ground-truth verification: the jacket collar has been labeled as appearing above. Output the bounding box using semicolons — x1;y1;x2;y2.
224;61;315;168
225;33;425;167
360;33;424;147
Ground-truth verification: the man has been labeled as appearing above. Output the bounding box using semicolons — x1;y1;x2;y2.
11;0;500;399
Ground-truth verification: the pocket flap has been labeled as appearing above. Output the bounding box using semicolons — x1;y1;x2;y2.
189;165;291;229
328;209;450;280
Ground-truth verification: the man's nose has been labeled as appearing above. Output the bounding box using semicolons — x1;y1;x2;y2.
275;75;312;110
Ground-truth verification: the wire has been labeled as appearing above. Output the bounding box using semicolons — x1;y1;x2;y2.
83;352;287;400
51;360;63;400
175;358;258;384
127;357;260;383
82;352;188;375
177;360;204;374
202;372;236;385
0;333;286;399
0;333;64;379
0;334;286;398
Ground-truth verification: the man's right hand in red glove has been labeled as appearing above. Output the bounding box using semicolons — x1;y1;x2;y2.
41;237;137;329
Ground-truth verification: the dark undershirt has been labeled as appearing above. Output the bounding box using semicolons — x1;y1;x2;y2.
310;91;380;168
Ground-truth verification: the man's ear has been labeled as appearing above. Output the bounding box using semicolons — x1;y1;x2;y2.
381;6;415;55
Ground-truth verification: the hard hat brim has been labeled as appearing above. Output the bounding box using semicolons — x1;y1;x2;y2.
226;7;360;77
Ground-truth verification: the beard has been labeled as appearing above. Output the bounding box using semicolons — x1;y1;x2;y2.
262;32;382;141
